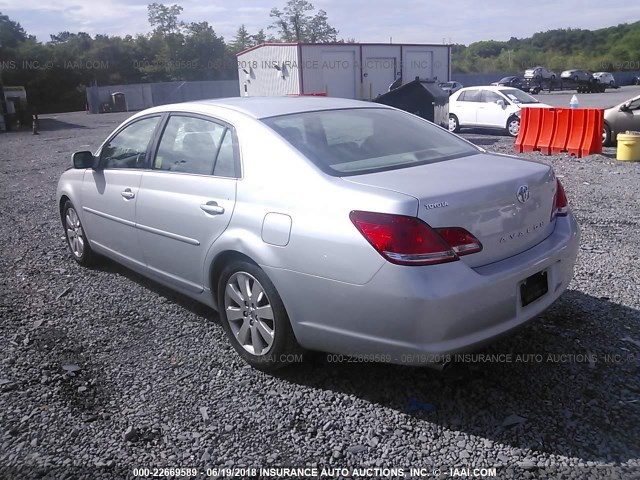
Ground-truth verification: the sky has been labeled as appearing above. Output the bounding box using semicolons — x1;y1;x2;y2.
1;0;639;46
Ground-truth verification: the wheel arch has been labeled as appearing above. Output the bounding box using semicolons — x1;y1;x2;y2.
208;250;259;310
59;195;71;222
506;114;520;132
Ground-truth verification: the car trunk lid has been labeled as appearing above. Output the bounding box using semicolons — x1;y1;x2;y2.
342;153;558;267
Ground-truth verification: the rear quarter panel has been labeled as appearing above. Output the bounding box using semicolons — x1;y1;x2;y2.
204;115;418;291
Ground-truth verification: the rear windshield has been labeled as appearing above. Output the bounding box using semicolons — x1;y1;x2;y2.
262;108;479;176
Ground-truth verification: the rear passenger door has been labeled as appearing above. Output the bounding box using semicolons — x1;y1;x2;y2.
135;114;240;293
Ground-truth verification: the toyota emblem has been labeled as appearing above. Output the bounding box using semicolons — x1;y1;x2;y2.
516;185;530;204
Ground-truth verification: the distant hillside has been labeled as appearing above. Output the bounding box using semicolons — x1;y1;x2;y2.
452;21;640;74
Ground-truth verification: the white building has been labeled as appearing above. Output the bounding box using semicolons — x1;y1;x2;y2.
236;43;451;100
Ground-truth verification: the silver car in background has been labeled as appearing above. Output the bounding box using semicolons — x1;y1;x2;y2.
524;66;556;80
603;94;640;146
57;97;580;370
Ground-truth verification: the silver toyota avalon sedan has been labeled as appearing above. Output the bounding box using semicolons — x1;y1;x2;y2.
57;97;580;370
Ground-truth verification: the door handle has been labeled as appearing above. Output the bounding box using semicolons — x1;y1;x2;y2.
200;201;225;215
121;189;135;200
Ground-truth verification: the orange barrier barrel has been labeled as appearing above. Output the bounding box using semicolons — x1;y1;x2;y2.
536;108;557;155
515;107;604;158
550;108;572;154
515;108;543;153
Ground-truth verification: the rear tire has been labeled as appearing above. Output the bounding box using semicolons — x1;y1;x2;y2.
217;260;301;371
507;116;520;137
603;123;612;147
449;114;460;133
62;200;97;266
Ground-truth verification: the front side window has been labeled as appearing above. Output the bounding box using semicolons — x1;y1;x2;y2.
626;98;640;111
100;116;160;169
154;116;227;175
263;108;479;176
481;91;503;103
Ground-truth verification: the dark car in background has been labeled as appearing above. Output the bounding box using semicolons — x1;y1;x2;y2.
491;76;524;89
560;69;591;82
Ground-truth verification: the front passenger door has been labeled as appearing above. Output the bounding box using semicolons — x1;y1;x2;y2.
455;89;481;126
81;115;161;268
477;90;508;128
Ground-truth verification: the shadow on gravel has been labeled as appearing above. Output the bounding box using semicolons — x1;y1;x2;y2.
87;259;215;321
38;118;88;131
86;257;639;464
273;290;640;464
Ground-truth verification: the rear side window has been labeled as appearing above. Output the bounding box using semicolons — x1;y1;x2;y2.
263;108;479;176
154;116;228;176
458;90;481;102
213;129;239;178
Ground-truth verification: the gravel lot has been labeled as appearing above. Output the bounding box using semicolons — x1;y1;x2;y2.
0;111;639;480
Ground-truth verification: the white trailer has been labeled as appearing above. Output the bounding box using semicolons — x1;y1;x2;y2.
237;43;451;100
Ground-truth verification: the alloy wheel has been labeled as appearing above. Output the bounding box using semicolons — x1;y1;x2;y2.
224;272;275;356
65;207;85;258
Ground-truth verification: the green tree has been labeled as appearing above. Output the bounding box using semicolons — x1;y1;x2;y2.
147;3;184;36
252;29;267;45
0;12;29;48
269;0;338;42
229;25;253;53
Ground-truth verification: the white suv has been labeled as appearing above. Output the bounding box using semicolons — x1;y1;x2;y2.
449;86;551;137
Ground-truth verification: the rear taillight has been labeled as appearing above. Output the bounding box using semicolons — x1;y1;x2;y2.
435;227;483;256
551;179;569;219
349;211;482;266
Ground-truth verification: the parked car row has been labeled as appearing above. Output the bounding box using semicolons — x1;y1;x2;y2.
523;66;617;86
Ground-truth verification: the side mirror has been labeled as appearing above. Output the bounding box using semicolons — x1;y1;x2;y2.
72;151;95;169
496;99;505;108
619;103;630;112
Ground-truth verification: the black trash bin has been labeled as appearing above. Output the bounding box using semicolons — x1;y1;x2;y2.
111;92;127;113
372;78;449;129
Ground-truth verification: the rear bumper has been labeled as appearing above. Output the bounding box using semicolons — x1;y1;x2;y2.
264;214;580;365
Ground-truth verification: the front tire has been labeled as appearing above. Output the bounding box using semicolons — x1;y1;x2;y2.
62;200;96;266
217;260;301;371
507;116;520;137
449;114;460;133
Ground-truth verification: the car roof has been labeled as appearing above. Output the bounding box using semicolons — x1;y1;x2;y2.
458;85;518;92
139;96;386;120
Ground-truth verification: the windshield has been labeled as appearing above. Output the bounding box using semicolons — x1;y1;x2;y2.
499;89;539;105
498;77;515;83
262;108;479;176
